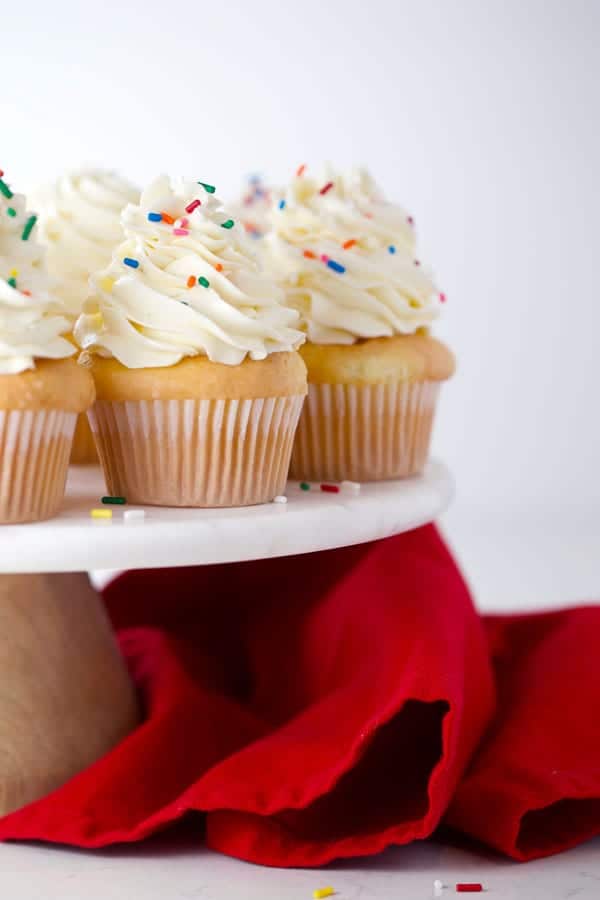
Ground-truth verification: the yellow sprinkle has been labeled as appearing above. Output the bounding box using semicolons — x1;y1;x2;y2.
9;268;18;278
99;276;114;293
313;889;335;899
90;508;112;519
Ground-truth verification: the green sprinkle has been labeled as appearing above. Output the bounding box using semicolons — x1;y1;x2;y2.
6;207;16;218
220;219;234;229
21;215;37;241
0;179;13;199
300;482;311;491
198;276;210;288
7;277;17;288
198;182;216;194
101;496;127;505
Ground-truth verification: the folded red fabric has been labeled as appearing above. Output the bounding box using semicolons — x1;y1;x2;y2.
0;525;598;866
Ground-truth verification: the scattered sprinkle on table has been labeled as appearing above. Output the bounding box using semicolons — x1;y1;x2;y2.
433;880;444;897
101;496;126;505
272;495;287;504
341;480;361;495
123;509;145;522
90;508;112;520
456;885;482;893
313;889;334;899
299;482;311;491
320;483;340;494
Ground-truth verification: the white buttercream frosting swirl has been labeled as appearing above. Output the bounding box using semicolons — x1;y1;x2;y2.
0;178;74;374
264;166;444;344
34;169;139;317
74;175;305;368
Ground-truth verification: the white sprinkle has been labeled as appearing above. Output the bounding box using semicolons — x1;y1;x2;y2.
433;879;443;897
123;509;145;522
272;495;288;504
341;480;361;495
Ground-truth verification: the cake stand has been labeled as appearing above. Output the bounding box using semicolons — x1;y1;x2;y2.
0;460;452;817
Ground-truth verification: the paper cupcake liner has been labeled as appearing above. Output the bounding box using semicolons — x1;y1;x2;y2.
0;410;77;524
70;413;98;465
290;381;440;483
88;395;305;507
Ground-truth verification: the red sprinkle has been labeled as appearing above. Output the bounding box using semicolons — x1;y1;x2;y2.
456;885;482;893
303;250;316;259
214;262;223;272
296;163;306;177
185;199;201;214
320;484;340;494
187;275;196;288
407;215;414;226
414;259;421;266
343;239;357;250
319;181;334;195
320;254;329;263
440;292;447;303
161;212;175;225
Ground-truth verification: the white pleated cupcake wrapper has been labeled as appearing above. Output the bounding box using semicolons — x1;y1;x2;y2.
0;409;77;524
290;380;440;483
88;395;305;508
70;413;98;465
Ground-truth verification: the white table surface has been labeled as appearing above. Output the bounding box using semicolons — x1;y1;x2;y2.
2;509;599;896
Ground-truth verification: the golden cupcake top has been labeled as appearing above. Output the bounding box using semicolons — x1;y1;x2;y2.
75;175;305;369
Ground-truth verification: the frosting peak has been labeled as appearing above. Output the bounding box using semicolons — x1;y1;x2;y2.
75;175;304;368
265;166;443;345
34;168;139;317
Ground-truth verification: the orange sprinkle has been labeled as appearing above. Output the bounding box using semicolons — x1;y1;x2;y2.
161;212;175;225
296;163;306;177
303;250;316;259
21;289;31;296
214;263;223;272
187;275;196;288
244;222;257;233
342;239;357;250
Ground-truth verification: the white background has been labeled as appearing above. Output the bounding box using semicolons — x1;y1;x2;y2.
2;0;600;605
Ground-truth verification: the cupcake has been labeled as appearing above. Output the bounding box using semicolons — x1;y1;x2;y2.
34;169;139;463
0;174;95;523
75;175;306;508
264;166;455;482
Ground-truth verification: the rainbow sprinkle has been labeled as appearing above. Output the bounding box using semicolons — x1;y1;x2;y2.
123;257;139;269
173;227;189;236
0;179;13;199
440;292;447;303
198;276;210;288
278;199;286;210
6;207;16;218
187;275;196;288
313;888;335;899
214;262;223;272
102;496;126;505
185;199;201;213
161;212;175;225
319;181;334;196
327;259;345;274
343;239;357;250
300;482;311;491
388;245;396;254
7;276;17;288
320;483;340;493
303;250;316;259
148;212;162;222
90;508;112;520
198;182;216;194
407;216;414;226
296;163;306;176
21;215;36;241
220;219;234;229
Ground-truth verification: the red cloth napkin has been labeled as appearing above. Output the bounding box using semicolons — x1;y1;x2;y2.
0;524;598;866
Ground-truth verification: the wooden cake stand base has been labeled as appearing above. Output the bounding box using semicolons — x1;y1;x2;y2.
0;573;139;816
